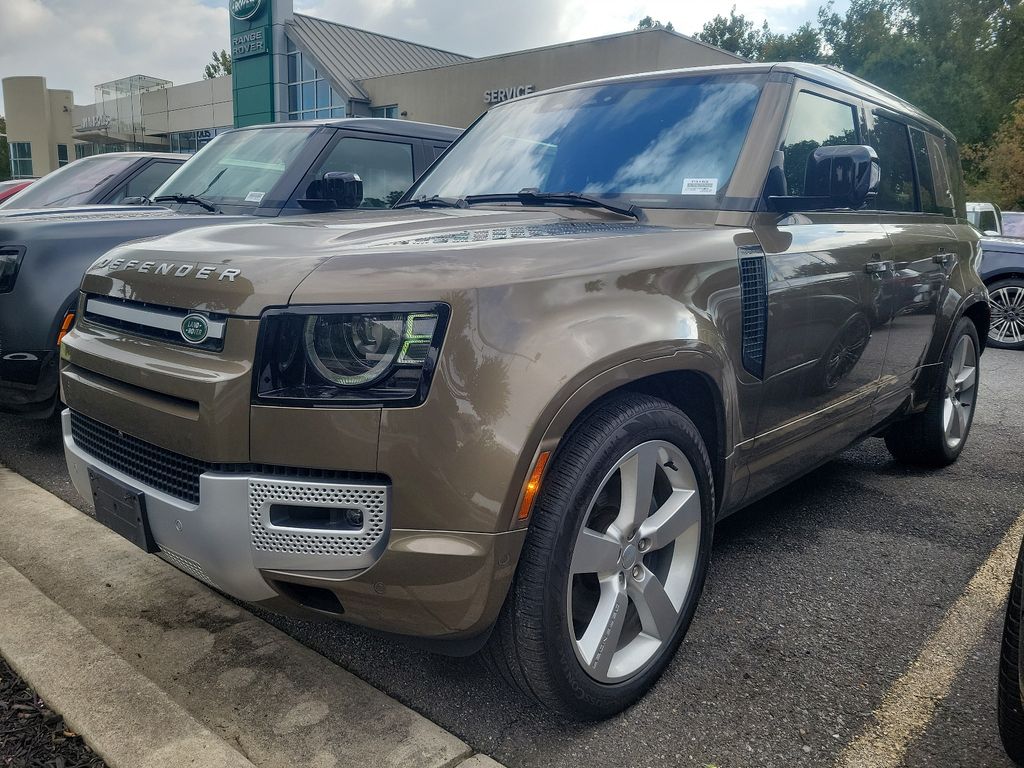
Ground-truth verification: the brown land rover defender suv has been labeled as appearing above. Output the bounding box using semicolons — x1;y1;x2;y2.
60;63;989;718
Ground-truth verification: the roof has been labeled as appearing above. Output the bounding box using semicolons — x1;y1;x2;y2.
76;151;190;161
359;27;744;82
228;117;461;141
286;14;470;101
508;61;955;140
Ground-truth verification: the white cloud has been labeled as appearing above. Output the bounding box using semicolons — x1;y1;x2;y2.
0;0;831;110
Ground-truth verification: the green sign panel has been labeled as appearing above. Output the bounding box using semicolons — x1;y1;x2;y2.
232;26;268;59
230;0;263;20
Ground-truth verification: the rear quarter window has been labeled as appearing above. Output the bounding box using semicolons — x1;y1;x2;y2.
911;128;954;217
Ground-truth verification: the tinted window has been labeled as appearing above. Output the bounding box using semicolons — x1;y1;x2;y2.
870;116;915;212
0;153;137;209
911;128;954;216
410;73;766;207
304;137;414;208
781;91;858;196
108;161;181;203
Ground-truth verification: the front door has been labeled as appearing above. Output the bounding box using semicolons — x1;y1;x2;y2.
743;87;892;502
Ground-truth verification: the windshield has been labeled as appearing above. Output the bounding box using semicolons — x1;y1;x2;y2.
152;126;317;208
0;154;137;209
408;73;766;207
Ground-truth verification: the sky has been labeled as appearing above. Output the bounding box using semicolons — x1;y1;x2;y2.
0;0;845;110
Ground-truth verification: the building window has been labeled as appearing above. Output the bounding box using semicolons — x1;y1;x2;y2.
10;142;33;178
370;105;400;119
286;40;346;121
57;144;69;167
167;127;229;155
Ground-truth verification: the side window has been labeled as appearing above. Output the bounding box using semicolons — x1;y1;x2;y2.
869;116;915;212
781;91;858;196
305;137;414;208
108;162;181;203
911;128;954;216
431;143;450;161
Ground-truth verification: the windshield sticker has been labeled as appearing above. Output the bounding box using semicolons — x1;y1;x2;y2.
681;178;718;195
245;191;265;203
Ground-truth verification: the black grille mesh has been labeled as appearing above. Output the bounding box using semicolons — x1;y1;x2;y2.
739;251;768;378
70;411;387;505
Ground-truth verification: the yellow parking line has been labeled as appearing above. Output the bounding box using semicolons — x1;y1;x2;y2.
837;516;1024;768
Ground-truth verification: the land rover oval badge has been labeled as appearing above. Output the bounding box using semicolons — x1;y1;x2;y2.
230;0;261;20
181;314;209;344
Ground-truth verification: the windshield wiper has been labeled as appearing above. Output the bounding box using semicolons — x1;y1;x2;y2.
464;189;640;219
393;195;467;210
152;194;219;213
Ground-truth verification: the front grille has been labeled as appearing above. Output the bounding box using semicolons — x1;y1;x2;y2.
738;247;768;379
70;411;387;505
83;295;225;352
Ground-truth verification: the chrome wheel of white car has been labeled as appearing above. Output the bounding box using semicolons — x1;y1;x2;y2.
988;280;1024;350
568;440;701;683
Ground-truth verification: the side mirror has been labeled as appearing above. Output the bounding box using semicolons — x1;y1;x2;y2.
121;196;147;206
297;171;364;211
324;171;363;209
769;145;880;213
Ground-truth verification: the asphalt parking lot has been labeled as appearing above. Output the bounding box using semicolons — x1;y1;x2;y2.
1;348;1022;768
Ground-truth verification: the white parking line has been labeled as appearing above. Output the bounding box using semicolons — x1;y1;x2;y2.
836;515;1024;768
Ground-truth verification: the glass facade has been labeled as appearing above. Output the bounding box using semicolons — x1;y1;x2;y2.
10;142;32;178
93;75;172;136
57;144;69;166
370;105;400;119
167;127;232;155
286;37;346;121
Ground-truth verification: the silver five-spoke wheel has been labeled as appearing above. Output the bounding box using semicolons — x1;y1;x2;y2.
990;284;1024;347
568;440;701;683
943;333;977;450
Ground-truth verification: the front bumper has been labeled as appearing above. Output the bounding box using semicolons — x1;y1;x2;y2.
62;409;525;638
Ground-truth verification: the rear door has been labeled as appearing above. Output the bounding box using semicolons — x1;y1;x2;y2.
746;85;892;499
867;113;955;402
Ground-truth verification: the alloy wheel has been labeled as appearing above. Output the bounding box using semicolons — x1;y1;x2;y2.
567;440;701;683
943;333;978;450
990;285;1024;346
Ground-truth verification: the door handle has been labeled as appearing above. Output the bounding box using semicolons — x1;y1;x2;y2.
933;252;953;265
865;260;895;274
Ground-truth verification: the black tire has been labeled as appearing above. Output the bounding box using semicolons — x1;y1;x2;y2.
486;392;715;719
884;317;980;467
999;535;1024;765
987;278;1024;351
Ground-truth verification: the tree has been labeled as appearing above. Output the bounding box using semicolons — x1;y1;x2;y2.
964;98;1024;210
696;6;761;58
636;15;674;31
0;116;9;182
204;50;232;80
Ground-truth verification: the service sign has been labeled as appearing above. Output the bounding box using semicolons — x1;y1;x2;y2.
484;85;536;104
232;26;268;59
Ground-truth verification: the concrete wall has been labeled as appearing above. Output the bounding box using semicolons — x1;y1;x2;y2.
360;29;743;128
2;76;74;176
142;76;233;135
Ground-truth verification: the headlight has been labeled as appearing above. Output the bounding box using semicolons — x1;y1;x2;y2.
0;246;26;294
254;303;449;406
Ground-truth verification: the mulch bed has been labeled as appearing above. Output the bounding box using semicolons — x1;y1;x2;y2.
0;655;106;768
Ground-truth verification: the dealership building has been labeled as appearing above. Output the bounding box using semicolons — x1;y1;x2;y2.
2;0;741;178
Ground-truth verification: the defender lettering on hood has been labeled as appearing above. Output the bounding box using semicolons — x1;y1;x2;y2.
92;256;241;282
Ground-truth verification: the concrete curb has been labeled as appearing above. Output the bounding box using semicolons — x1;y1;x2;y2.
0;467;503;768
0;556;257;768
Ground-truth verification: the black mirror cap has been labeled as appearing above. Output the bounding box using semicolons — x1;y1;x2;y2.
323;171;363;209
768;144;880;213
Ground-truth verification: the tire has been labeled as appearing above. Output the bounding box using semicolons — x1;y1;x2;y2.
999;534;1024;765
884;317;980;467
487;392;715;719
987;278;1024;351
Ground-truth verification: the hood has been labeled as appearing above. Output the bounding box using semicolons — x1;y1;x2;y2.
80;206;699;316
981;235;1024;253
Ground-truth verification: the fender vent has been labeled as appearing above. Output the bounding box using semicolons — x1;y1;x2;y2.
738;247;768;378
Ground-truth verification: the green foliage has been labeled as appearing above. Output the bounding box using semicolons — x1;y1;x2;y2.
693;0;1024;200
204;50;233;80
636;15;674;31
964;98;1024;209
